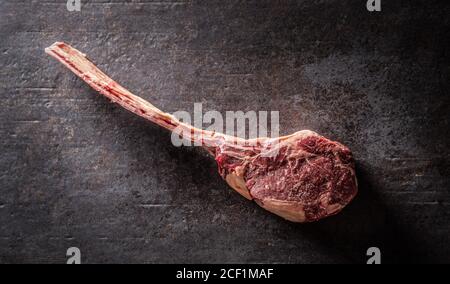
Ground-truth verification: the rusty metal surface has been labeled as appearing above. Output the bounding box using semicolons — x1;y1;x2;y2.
0;0;449;263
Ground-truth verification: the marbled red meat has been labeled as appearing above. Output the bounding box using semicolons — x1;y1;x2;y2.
214;131;357;222
45;42;358;222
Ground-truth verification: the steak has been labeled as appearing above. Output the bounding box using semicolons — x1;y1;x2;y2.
45;42;358;222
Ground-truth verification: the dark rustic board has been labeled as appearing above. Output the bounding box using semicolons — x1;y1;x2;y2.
0;0;449;263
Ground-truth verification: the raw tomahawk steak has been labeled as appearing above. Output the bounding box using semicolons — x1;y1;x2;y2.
45;42;358;222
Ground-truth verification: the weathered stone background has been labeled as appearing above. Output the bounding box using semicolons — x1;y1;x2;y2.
0;0;448;263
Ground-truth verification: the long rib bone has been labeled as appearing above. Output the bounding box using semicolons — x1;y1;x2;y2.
45;42;229;151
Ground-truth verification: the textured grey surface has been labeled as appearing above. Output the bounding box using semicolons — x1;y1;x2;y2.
0;0;449;263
